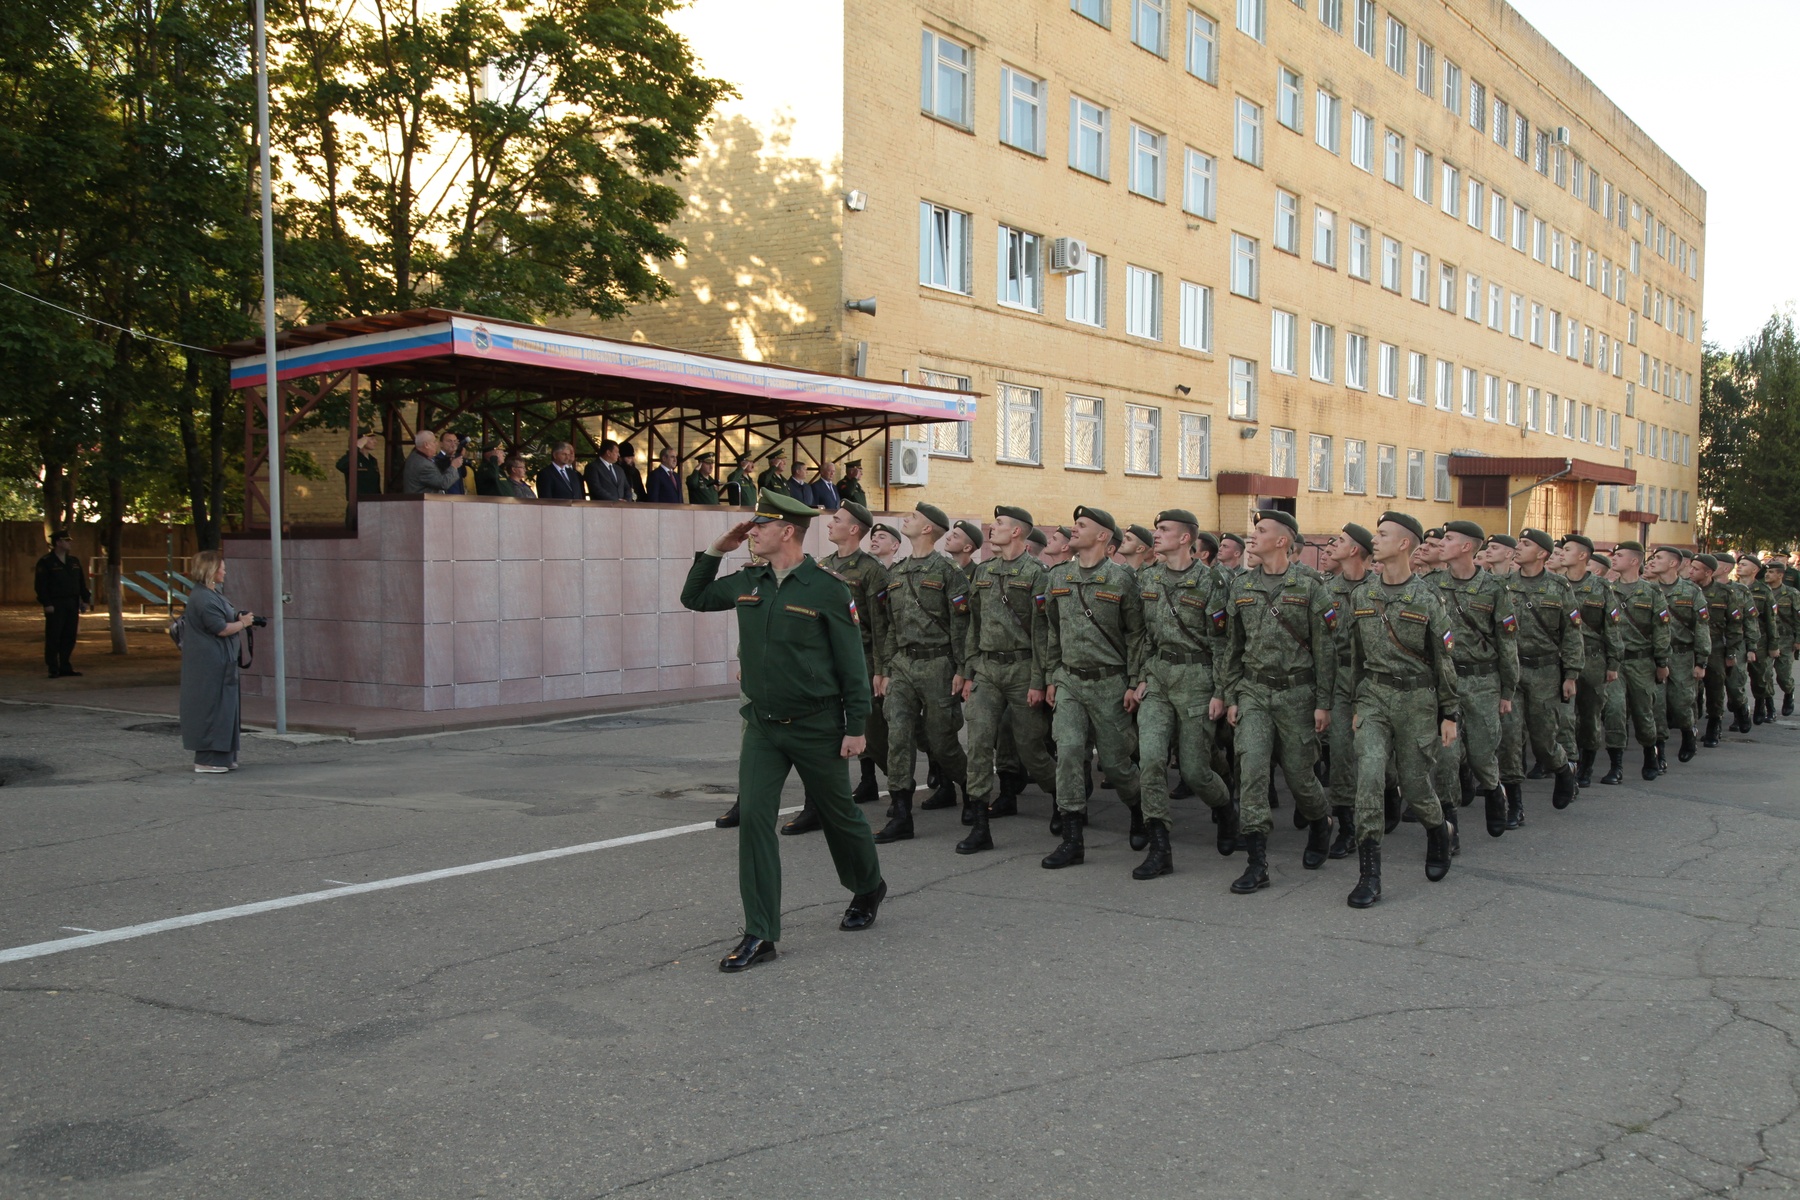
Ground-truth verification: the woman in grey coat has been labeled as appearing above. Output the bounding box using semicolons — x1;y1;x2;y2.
180;550;255;773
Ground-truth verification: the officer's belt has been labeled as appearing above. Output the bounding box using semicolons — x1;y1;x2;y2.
978;647;1032;664
1622;649;1658;661
1454;661;1497;678
1518;653;1560;669
1157;648;1212;665
1064;663;1126;681
752;698;838;723
1244;666;1314;689
896;645;952;661
1364;667;1432;689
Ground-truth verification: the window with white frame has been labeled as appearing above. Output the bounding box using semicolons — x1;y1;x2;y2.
1408;351;1427;404
1348;222;1371;280
1376;443;1396;496
1179;280;1213;351
1319;0;1342;32
1069;96;1110;178
1183;148;1217;219
1271;427;1298;478
1308;433;1333;491
1178;412;1212;478
998;382;1042;464
1230;234;1259;298
920;370;973;457
999;67;1046;155
1186;9;1219;82
1493;97;1508;145
1274;189;1300;252
1483;374;1500;422
1351;110;1374;171
919;202;972;293
1313;206;1337;266
1439;262;1456;311
1385;16;1406;74
1442;60;1462;114
1506;381;1520;426
1413;148;1433;203
1229;356;1257;419
1383;130;1404;186
1533;217;1546;261
1531;302;1544;345
1310;321;1335;382
1415;39;1434;94
1467;178;1484;229
1345;332;1368;390
1315;90;1341;153
1441;163;1461;217
1125;265;1163;339
1129;124;1166;199
1460;366;1478;417
1463;272;1480;321
1488;282;1503;330
1344;437;1367;493
997;225;1043;311
1235;98;1263;165
1526;386;1539;431
1066;395;1104;469
1433;452;1451;501
1131;0;1169;55
1510;293;1525;338
1354;0;1376;53
1271;309;1298;374
1410;250;1430;303
1406;448;1426;498
1381;236;1401;291
1125;404;1161;473
1278;68;1304;133
920;30;972;126
1236;0;1265;41
1378;343;1399;397
1072;0;1109;24
1435;359;1454;411
1470;80;1486;132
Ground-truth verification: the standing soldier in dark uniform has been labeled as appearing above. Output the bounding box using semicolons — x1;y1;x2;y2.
1324;523;1374;858
756;449;791;497
686;452;724;505
35;530;91;678
723;455;759;508
679;490;888;972
1692;554;1747;744
875;502;969;843
1610;542;1673;780
956;505;1058;856
1557;534;1625;786
1131;509;1237;878
839;461;868;508
1211;510;1337;894
1649;547;1710;761
1429;520;1520;841
1766;560;1798;716
1741;557;1779;724
1499;529;1582;822
1343;512;1461;908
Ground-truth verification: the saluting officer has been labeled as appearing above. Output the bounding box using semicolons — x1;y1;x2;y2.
686;452;724;505
679;490;888;973
1499;529;1582;822
1428;520;1520;841
1609;541;1673;780
1648;546;1710;761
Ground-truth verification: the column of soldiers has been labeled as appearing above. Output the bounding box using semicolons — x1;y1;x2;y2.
758;497;1798;909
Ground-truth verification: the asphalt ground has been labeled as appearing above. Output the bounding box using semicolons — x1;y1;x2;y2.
0;696;1796;1199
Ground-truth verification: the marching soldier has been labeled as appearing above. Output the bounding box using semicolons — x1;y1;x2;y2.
1211;510;1337;894
1040;507;1146;870
1556;534;1624;786
1693;553;1750;740
686;452;724;505
1609;542;1673;780
1343;512;1461;908
1131;509;1237;879
1649;546;1711;761
1323;523;1374;858
1741;557;1779;724
1429;520;1520;841
1766;560;1798;716
1499;529;1582;822
1717;553;1756;732
1215;532;1246;579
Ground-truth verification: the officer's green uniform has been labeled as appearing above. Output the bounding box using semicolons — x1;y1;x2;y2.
1701;572;1747;724
1662;573;1711;737
1043;511;1145;816
679;494;883;944
756;464;790;496
1567;569;1624;759
839;475;868;507
1135;547;1233;824
881;512;969;796
961;520;1058;809
1216;555;1337;838
819;542;891;783
723;465;758;508
686;467;723;506
1614;573;1672;749
1499;560;1584;784
1429;560;1520;804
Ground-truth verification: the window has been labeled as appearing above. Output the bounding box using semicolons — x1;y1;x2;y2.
1439;262;1456;312
1308;434;1333;491
1525;386;1539;431
1318;0;1342;32
1348;222;1371;280
1315;90;1341;153
999;67;1047;155
1381;237;1401;291
1377;444;1397;496
1125;265;1163;339
1383;131;1404;186
1129;124;1166;199
1066;255;1106;326
921;371;973;457
1351;110;1375;171
1234;98;1263;165
1533;217;1546;261
1530;302;1543;346
1378;343;1399;397
1433;452;1451;501
1460;366;1477;416
1483;374;1500;422
919;202;972;293
1410;250;1430;303
1435;359;1453;411
1278;69;1304;133
1310;321;1335;381
1313;206;1337;266
1415;39;1434;95
1126;404;1161;473
1345;332;1368;390
920;30;972;126
1178;152;1219;224
1442;61;1462;114
1441;163;1460;217
1132;0;1169;54
1407;351;1427;404
1513;112;1529;161
1186;9;1219;82
1274;190;1300;252
1463;272;1480;321
1236;0;1265;41
1178;412;1212;478
1179;280;1213;351
1579;402;1591;443
1069;96;1110;178
1230;234;1259;298
1470;80;1486;132
1066;395;1104;470
997;225;1044;311
1493;98;1508;145
1488;282;1503;330
1072;0;1109;23
1413;148;1433;204
1228;357;1257;419
1467;178;1484;229
1506;381;1520;426
1489;192;1506;240
1353;0;1376;54
1385;17;1406;74
1271;309;1298;374
1270;427;1298;478
998;383;1042;464
1344;437;1367;493
1512;205;1528;252
1406;448;1426;499
1509;292;1524;338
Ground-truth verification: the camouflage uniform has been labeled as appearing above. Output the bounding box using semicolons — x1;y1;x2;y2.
1724;578;1755;714
1135;559;1233;824
820;547;891;780
1747;578;1778;713
1613;577;1672;748
881;550;968;794
1568;574;1624;759
961;552;1057;806
1325;568;1366;823
1662;576;1711;735
1429;567;1520;802
1771;582;1800;706
1043;558;1145;814
1500;569;1584;783
1701;577;1747;723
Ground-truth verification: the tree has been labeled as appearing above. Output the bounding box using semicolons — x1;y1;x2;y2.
1700;314;1800;551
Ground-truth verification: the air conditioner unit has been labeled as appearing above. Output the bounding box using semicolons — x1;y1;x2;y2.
1555;126;1571;145
888;439;930;487
1049;237;1089;274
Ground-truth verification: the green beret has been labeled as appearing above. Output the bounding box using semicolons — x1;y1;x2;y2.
1520;528;1554;553
842;500;874;531
1341;522;1374;556
1560;533;1594;555
1486;534;1518;550
1074;505;1118;536
752;490;818;527
1195;530;1220;554
1378;511;1424;543
1591;553;1612;570
1157;508;1199;529
1614;540;1644;554
1220;532;1245;548
954;519;984;549
1126;523;1154;548
1254;508;1299;539
915;501;950;531
1026;527;1047;548
1695;553;1719;571
1444;520;1485;542
994;504;1035;528
1424;527;1446;541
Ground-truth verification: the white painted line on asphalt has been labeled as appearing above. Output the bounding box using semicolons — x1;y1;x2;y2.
60;927;99;934
322;880;351;886
0;803;809;966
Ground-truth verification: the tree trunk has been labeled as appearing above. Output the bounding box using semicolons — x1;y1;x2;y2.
103;331;130;655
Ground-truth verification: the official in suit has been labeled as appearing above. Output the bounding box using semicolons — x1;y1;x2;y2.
646;449;683;503
537;442;586;500
787;462;817;508
584;439;630;501
435;432;470;494
504;455;537;499
813;462;842;512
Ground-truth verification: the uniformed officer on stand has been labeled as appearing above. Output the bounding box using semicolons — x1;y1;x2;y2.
686;452;724;505
680;490;888;973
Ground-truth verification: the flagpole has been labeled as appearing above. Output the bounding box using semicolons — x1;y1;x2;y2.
254;0;287;733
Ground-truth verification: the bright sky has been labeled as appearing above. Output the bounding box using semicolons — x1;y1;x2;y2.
1505;0;1798;350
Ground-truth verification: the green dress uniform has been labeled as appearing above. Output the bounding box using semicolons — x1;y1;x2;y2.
1043;554;1145;819
819;546;891;788
1135;558;1233;825
1663;577;1711;748
1429;566;1521;817
1499;566;1583;795
1701;577;1747;731
723;468;757;508
1613;577;1673;756
881;548;970;799
961;550;1058;812
839;477;868;507
686;469;723;505
756;466;790;497
680;539;882;944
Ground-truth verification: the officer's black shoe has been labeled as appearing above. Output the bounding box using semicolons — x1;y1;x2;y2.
1041;816;1085;869
1230;833;1270;894
1655;740;1668;774
715;801;741;829
1132;819;1173;880
1785;693;1795;717
1600;749;1624;785
839;880;887;931
920;778;959;811
874;791;914;843
1127;804;1150;852
1527;760;1547;780
1215;802;1241;857
1678;727;1698;762
1485;787;1508;838
1302;816;1331;870
1702;716;1722;748
1425;821;1452;882
1640;744;1659;781
1505;781;1525;829
719;934;776;972
1384;784;1403;833
955;805;993;855
1551;764;1578;809
1576;749;1596;789
852;758;881;805
1347;839;1382;908
781;800;823;836
1328;807;1357;859
1171;778;1194;800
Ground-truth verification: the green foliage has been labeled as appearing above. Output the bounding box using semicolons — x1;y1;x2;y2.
1700;314;1800;550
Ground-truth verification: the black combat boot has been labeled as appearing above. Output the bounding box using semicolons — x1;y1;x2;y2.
1425;819;1452;882
955;799;993;855
1459;761;1477;807
852;758;881;805
1127;803;1150;852
1132;819;1173;880
1552;764;1578;809
988;772;1022;818
1641;744;1659;781
1753;698;1766;725
1230;832;1271;893
1441;801;1460;857
781;797;823;836
1328;806;1357;859
1347;839;1382;908
1527;759;1547;779
1576;748;1596;789
1049;806;1063;836
874;790;914;843
1678;727;1698;761
960;790;978;826
1302;815;1331;870
1733;704;1754;733
1384;783;1403;833
1600;749;1624;785
715;800;741;829
1505;780;1525;829
1702;715;1722;748
1041;812;1085;869
1171;778;1194;800
1215;801;1241;857
920;777;959;811
1655;740;1668;774
927;759;941;790
1485;786;1508;838
1785;693;1795;717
